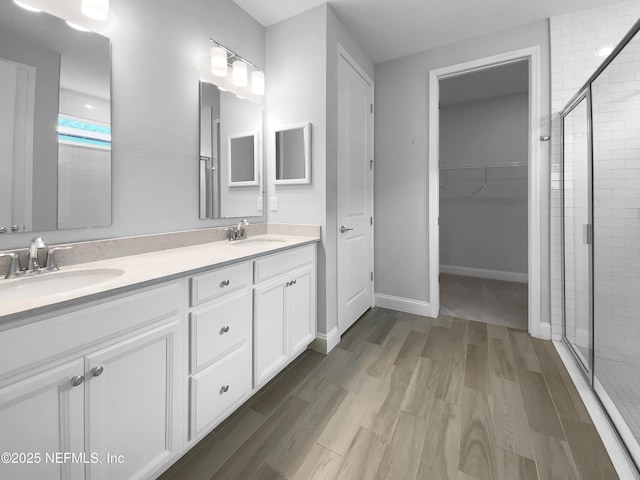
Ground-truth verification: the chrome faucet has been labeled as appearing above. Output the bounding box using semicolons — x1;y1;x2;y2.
27;236;47;272
227;219;249;241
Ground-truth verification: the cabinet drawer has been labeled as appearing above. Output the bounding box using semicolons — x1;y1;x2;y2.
253;244;315;284
190;262;251;307
189;343;251;439
0;282;182;380
190;289;251;372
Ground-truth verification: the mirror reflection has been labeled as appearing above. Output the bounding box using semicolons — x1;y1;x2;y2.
199;81;263;219
275;123;310;184
229;133;258;185
0;2;111;234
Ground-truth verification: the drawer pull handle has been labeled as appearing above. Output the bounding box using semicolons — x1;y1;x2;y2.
221;385;230;394
220;279;230;288
220;326;230;334
70;375;84;387
91;366;104;377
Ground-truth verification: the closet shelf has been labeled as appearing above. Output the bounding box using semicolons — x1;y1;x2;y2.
439;161;527;171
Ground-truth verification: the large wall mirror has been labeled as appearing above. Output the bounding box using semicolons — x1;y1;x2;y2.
0;2;111;234
199;81;263;219
275;123;311;185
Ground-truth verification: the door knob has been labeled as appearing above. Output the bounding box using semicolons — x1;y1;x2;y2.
340;226;354;234
91;366;104;377
70;375;84;387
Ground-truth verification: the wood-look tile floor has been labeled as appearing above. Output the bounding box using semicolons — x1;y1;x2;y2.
158;308;617;480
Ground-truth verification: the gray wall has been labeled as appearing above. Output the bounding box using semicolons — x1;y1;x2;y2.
374;20;550;320
0;0;266;249
440;93;528;274
265;4;373;336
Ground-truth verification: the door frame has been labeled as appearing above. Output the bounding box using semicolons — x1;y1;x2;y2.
336;44;375;335
427;46;546;338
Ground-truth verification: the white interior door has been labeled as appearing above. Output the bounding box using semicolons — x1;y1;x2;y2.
337;49;374;334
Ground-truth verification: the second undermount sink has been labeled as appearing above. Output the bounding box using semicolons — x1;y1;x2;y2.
0;268;125;303
231;237;288;248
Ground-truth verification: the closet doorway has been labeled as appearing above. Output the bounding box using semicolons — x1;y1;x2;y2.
428;48;543;336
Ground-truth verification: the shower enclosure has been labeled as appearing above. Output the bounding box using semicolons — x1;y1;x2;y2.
561;18;640;470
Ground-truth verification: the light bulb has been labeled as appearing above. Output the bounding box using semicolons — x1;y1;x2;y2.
251;70;265;96
210;46;227;77
232;60;247;87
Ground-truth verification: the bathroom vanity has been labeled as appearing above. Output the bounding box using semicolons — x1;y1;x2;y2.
0;231;318;480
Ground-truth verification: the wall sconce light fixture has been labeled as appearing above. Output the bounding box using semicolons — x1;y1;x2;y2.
209;38;264;96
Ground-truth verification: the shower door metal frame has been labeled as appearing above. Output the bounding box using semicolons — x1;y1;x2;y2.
560;17;640;474
560;87;594;383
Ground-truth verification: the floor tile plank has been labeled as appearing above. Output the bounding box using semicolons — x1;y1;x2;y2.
458;387;497;480
464;344;490;393
517;369;566;440
489;337;516;382
393;330;428;371
334;427;387;480
489;377;535;460
376;411;428;480
418;398;462;480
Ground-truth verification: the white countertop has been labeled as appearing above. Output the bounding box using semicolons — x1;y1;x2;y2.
0;233;319;324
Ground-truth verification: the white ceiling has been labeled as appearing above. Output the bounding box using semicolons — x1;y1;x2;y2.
233;0;625;63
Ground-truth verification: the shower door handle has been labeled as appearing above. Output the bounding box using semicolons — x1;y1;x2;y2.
583;224;592;245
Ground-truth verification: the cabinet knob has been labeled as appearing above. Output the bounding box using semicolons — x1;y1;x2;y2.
91;366;104;377
70;375;84;387
292;280;297;285
220;326;230;334
220;279;230;288
220;385;230;394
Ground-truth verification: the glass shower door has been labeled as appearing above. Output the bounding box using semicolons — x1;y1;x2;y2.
562;95;592;374
592;28;640;460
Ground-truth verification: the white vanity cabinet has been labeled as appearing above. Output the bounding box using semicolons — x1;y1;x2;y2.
0;360;86;480
0;282;184;480
253;245;316;387
0;238;318;480
187;262;253;442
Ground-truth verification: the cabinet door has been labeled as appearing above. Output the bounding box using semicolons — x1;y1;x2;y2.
289;265;316;356
253;279;287;386
85;321;182;480
0;359;85;480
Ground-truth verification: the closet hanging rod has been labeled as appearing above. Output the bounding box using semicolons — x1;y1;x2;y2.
439;161;528;171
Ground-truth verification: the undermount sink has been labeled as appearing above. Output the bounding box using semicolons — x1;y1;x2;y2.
231;237;287;248
0;268;125;303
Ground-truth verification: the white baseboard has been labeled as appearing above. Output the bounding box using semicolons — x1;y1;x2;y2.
533;321;551;340
440;265;528;283
554;341;640;479
375;293;435;318
310;327;340;354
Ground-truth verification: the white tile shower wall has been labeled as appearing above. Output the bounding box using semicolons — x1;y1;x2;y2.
592;34;640;365
549;1;640;341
